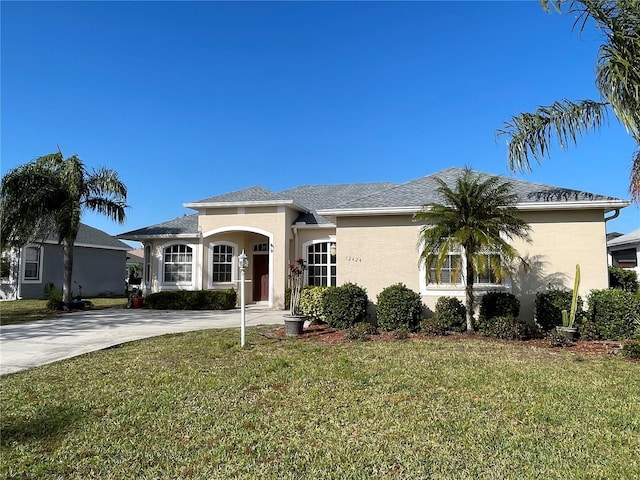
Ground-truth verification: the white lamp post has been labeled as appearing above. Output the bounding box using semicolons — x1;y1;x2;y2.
238;249;249;347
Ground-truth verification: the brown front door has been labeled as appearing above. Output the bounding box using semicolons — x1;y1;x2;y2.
253;255;269;301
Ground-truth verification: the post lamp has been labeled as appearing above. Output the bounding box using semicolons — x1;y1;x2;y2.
238;249;249;347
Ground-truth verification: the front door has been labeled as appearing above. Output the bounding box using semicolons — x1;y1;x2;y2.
252;255;269;301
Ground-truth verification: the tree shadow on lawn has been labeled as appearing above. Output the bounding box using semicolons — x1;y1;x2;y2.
1;404;86;446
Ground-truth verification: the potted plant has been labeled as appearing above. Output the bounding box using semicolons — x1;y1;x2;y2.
556;264;581;340
283;257;308;336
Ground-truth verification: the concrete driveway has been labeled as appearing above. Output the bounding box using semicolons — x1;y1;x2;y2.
0;306;285;375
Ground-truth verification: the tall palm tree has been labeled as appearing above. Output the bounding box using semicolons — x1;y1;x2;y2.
498;0;640;202
1;150;127;305
414;168;531;332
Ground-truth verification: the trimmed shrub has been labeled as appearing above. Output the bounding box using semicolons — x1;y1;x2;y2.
586;289;640;340
534;289;583;331
322;283;368;330
392;327;410;340
299;286;329;323
145;289;237;310
578;320;600;341
420;317;447;336
478;291;520;327
609;266;639;293
344;322;377;341
44;283;64;310
432;297;466;333
376;283;423;332
483;316;538;341
622;340;640;360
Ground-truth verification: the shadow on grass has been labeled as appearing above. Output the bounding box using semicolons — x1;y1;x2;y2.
1;404;86;446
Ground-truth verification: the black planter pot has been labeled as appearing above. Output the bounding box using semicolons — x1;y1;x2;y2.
283;314;307;336
556;326;578;341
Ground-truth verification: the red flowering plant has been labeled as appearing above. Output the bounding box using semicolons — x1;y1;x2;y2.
288;257;307;315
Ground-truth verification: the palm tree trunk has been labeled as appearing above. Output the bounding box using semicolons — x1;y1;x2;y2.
62;237;74;306
464;249;475;333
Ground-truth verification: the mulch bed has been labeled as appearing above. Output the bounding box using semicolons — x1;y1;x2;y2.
267;323;629;357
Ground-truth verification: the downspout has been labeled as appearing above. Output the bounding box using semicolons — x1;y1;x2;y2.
604;208;620;223
293;226;299;260
604;208;621;289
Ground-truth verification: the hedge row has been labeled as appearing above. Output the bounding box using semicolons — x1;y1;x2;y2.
144;289;237;310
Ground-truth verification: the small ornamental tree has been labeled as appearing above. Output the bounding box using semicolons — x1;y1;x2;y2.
288;257;306;315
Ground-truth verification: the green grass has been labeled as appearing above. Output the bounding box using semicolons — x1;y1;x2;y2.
1;327;639;479
0;297;127;325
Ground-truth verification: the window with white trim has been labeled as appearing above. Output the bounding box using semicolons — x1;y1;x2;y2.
163;244;193;283
23;246;42;282
306;242;336;287
428;253;461;284
211;243;235;283
426;251;500;285
144;245;151;283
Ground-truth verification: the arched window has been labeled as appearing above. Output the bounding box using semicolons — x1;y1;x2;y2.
163;244;193;283
306;242;336;287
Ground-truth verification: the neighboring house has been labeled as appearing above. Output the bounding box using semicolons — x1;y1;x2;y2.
1;223;130;300
607;228;640;278
117;167;630;321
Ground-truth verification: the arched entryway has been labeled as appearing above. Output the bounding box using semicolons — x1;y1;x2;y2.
202;226;274;307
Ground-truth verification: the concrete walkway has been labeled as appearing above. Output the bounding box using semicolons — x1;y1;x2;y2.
0;306;285;375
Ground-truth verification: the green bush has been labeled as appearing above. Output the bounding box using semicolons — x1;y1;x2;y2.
145;289;237;310
586;289;640;340
483;316;538;341
478;291;520;328
431;297;466;333
343;322;377;341
44;283;64;310
420;317;447;336
299;286;329;323
622;340;640;359
376;283;423;332
609;266;639;293
321;283;368;329
534;289;583;331
578;320;600;341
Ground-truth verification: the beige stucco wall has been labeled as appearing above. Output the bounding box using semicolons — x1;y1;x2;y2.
332;208;610;323
511;209;609;321
335;215;421;302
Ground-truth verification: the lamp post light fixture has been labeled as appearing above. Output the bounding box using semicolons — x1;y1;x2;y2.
238;249;249;347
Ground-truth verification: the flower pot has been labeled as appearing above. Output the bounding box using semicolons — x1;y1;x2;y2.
556;326;578;340
283;314;307;336
132;296;144;309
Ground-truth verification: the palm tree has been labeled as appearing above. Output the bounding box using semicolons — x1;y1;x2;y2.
1;150;127;305
498;0;640;202
414;168;531;332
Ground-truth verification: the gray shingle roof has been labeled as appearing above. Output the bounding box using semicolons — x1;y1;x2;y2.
193;186;290;203
43;223;130;250
119;168;627;238
118;214;199;238
281;183;397;224
327;167;621;210
607;228;640;247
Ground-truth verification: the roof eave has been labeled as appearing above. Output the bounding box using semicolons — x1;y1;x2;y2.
318;200;631;217
184;200;307;211
117;233;200;241
516;200;631;211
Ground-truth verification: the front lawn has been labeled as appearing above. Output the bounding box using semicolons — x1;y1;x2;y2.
0;297;127;325
1;326;639;479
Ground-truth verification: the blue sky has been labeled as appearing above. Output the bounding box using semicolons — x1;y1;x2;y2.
2;1;638;242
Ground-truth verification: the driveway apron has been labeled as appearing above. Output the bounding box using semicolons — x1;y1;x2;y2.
0;307;284;375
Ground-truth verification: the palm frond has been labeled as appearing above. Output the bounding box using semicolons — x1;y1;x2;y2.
498;99;609;172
